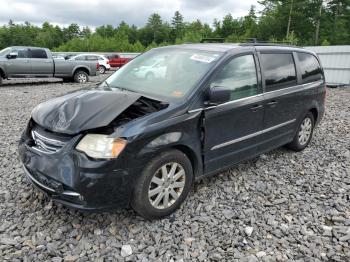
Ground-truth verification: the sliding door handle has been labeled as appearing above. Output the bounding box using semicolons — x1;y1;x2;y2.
250;104;263;112
267;100;278;107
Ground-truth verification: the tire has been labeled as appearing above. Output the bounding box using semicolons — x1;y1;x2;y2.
146;72;155;80
287;112;315;151
73;71;89;83
98;65;106;74
131;149;193;220
0;75;2;86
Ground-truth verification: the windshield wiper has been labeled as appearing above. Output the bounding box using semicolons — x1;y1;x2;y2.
110;85;138;94
100;81;112;90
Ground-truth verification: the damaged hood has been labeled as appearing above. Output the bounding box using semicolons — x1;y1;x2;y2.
32;89;141;134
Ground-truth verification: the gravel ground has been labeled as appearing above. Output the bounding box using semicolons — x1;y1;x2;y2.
0;76;349;261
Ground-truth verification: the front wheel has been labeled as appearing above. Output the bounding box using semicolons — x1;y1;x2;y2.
131;150;193;220
73;71;89;83
287;112;315;151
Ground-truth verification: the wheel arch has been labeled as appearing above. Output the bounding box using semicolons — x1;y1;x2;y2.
72;66;90;76
0;66;6;78
309;107;318;123
170;144;202;181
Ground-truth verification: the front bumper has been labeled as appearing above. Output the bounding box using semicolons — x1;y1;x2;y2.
18;126;143;211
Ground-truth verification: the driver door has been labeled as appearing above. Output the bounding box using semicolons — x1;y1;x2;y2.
204;53;265;174
6;48;31;76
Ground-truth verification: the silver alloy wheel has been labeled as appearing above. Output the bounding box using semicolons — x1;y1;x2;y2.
148;162;186;209
77;73;87;83
298;117;312;146
99;66;105;74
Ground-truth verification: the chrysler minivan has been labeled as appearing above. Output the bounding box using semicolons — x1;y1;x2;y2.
18;43;326;219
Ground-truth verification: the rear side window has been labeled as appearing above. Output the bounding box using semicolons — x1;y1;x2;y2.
261;53;296;91
86;56;98;61
210;54;258;101
297;52;323;83
30;49;48;59
75;56;86;61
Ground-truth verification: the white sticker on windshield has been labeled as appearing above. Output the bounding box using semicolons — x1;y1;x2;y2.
190;54;216;63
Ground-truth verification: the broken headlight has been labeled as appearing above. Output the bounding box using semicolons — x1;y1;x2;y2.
76;134;127;159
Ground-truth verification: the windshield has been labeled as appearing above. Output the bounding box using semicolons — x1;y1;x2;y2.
104;48;222;100
0;47;11;57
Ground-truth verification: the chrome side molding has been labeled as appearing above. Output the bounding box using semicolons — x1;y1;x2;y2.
211;119;296;150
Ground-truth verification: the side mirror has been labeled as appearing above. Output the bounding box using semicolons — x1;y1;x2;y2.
206;86;231;105
7;52;18;59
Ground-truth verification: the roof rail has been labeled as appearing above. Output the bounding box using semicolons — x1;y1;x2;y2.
200;38;225;43
240;38;295;47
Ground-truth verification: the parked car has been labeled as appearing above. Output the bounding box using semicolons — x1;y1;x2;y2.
18;43;326;219
69;54;111;74
133;57;167;80
0;46;99;85
106;54;132;68
64;54;76;60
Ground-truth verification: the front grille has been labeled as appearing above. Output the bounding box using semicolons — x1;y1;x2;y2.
31;129;67;154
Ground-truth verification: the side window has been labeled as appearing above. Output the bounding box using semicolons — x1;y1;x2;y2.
297;52;323;83
13;48;29;58
75;56;86;61
86;56;98;61
261;53;296;91
210;55;258;101
30;49;48;59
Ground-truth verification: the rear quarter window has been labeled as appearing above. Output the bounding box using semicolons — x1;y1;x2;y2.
86;56;98;61
297;52;323;84
261;53;297;91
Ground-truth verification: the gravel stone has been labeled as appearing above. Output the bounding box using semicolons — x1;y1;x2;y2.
256;251;266;257
121;245;133;257
244;226;254;236
0;76;349;260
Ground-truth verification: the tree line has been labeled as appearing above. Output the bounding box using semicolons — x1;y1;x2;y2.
0;0;349;52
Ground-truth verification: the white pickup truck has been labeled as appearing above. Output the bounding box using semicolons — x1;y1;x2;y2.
0;46;99;85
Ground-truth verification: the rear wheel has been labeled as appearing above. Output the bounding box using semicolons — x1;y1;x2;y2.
131;150;193;220
73;71;89;83
287;112;315;151
98;65;106;74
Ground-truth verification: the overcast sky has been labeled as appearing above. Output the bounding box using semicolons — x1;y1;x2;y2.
0;0;261;28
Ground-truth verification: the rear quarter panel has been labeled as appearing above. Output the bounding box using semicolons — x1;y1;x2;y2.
54;60;96;77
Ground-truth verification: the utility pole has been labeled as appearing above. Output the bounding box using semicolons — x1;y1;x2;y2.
315;0;323;45
286;0;294;38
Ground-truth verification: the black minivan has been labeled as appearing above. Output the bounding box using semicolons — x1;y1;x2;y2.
18;43;326;219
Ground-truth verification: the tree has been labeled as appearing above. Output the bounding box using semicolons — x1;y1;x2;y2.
95;24;115;38
63;23;81;41
171;11;185;40
146;13;163;43
243;6;258;38
81;27;92;38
